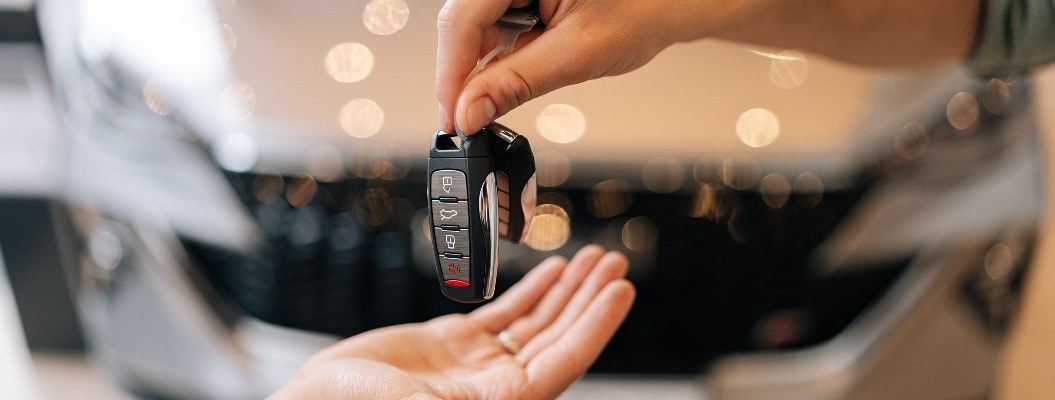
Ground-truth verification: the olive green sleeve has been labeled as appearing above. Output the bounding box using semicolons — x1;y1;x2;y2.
968;0;1055;76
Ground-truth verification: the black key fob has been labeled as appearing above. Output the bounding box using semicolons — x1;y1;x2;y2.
427;123;536;303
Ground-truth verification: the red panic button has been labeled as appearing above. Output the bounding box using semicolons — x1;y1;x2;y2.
445;279;471;288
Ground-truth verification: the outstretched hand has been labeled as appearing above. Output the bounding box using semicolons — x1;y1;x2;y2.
269;245;635;399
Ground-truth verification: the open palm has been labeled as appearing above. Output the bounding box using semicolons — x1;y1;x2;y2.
270;245;635;399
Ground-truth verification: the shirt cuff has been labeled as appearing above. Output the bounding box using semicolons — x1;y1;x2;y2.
967;0;1055;77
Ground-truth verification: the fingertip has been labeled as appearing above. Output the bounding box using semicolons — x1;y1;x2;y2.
455;95;497;135
610;278;637;304
597;279;636;323
576;244;607;257
437;103;454;134
595;249;629;276
530;254;568;278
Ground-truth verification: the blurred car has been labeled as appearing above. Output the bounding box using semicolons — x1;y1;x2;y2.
10;0;1043;398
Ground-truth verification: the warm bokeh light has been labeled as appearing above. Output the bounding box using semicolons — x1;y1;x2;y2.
536;103;586;144
587;179;633;218
285;174;318;208
339;98;385;138
325;42;375;83
736;108;780;148
641;157;684;193
537;191;574;216
689;183;726;221
693;154;724;184
793;172;825;207
220;81;256;121
534;150;572;187
363;0;410;35
760;173;791;209
982;79;1011;116
721;154;762;190
622;216;658;252
947;91;980;131
219;23;236;59
251;169;284;204
142;78;172;116
524;204;571;251
768;50;809;89
894;121;929;160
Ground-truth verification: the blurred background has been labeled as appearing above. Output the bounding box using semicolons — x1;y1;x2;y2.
2;0;1053;399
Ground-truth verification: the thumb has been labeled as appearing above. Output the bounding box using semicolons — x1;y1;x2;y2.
454;24;600;135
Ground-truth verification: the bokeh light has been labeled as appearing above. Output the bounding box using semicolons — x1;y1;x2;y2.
219;23;237;59
537;191;574;216
535;150;572;187
793;172;825;207
251;169;284;204
587;179;633;218
622;216;658;252
692;154;724;184
220;81;256;121
363;0;410;35
894;121;929;160
536;104;586;144
340;98;385;138
689;183;726;221
721;154;762;190
768;50;809;89
142;77;172;116
760;173;791;209
285;174;318;208
641;157;684;193
325;42;375;83
524;204;571;251
982;79;1011;116
946;91;980;131
736;108;780;148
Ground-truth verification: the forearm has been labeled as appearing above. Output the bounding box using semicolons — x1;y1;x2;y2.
669;0;983;67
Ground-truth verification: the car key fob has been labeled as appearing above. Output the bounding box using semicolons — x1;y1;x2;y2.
428;122;536;303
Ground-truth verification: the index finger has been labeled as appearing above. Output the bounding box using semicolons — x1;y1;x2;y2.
435;0;530;133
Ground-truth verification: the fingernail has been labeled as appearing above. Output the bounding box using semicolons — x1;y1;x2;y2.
437;103;451;134
465;97;497;134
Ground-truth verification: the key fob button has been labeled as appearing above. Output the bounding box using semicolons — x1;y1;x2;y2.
430;170;468;200
440;255;472;285
430;200;470;228
434;228;470;257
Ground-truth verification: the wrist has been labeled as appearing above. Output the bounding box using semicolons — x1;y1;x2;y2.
664;0;799;45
